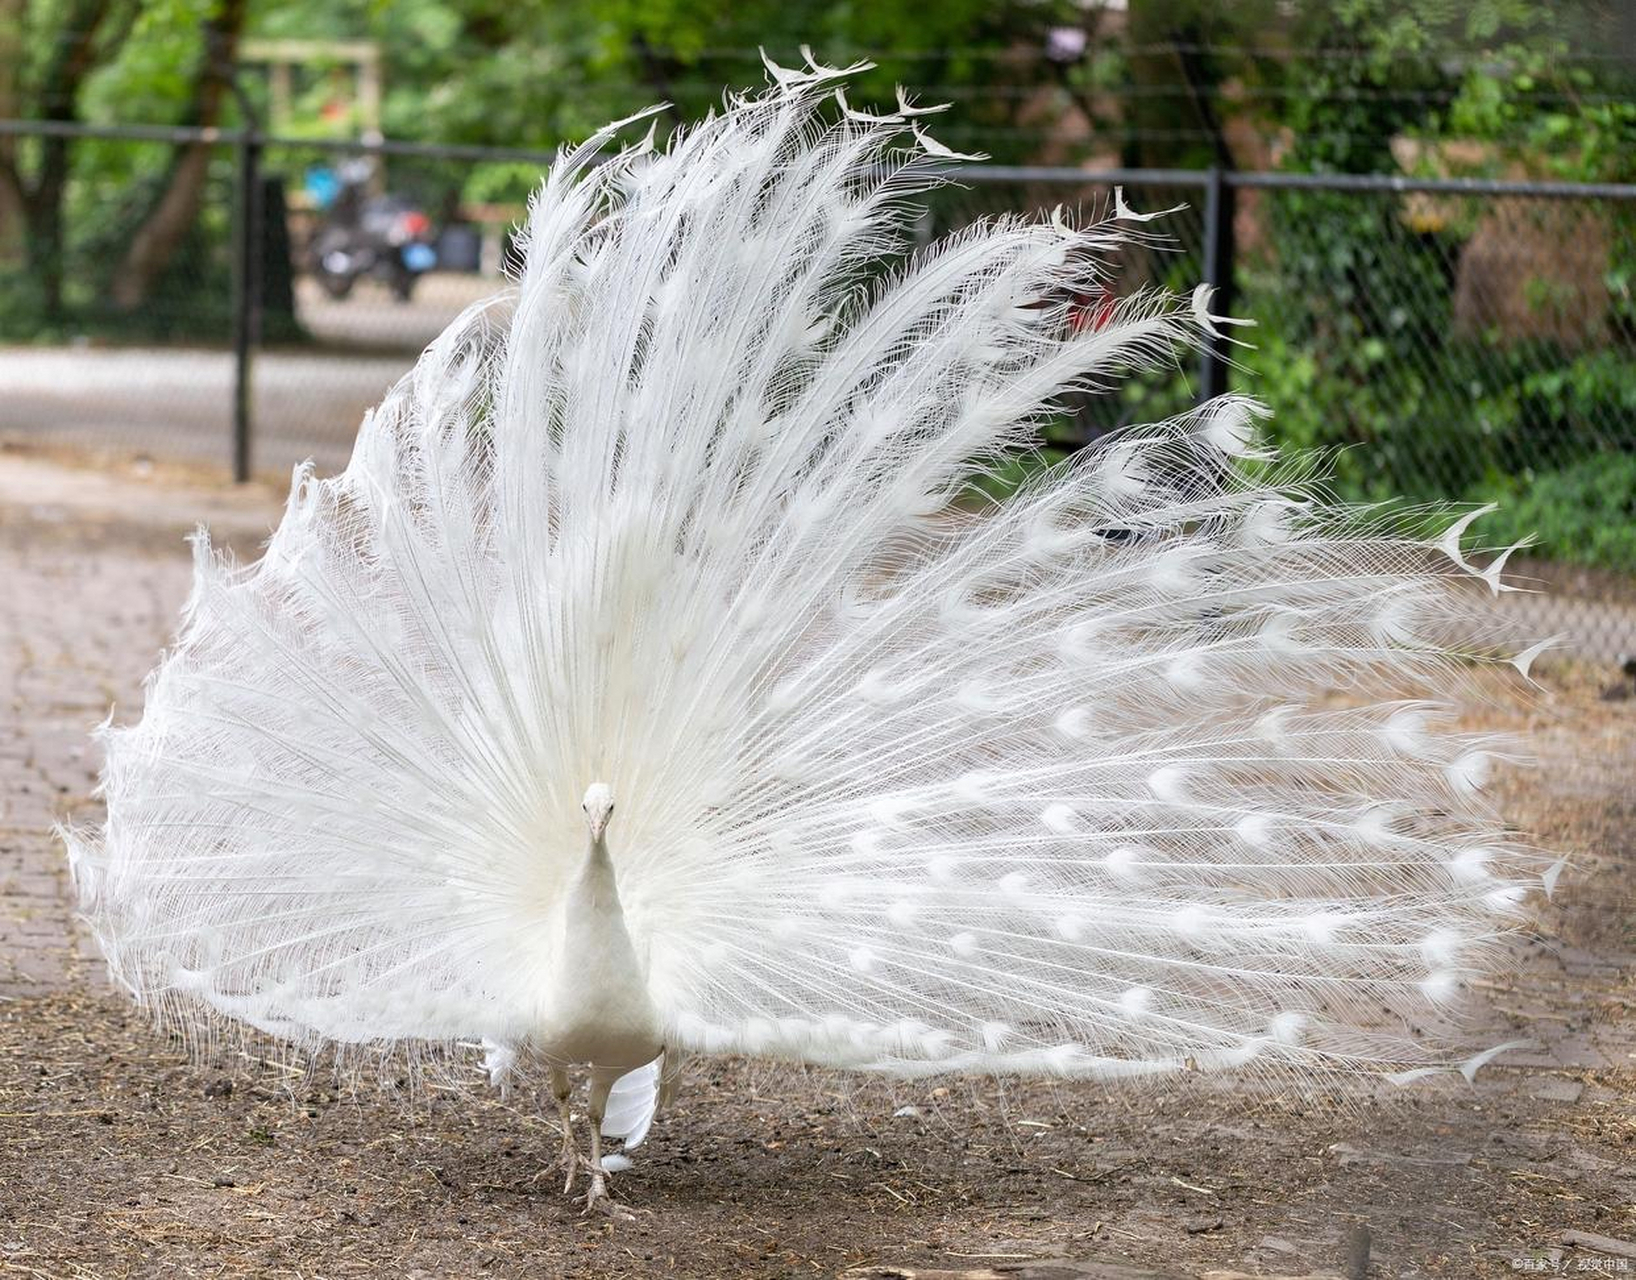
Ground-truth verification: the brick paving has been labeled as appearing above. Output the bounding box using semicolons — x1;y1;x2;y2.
0;454;282;998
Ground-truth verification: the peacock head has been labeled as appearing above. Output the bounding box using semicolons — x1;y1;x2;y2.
581;782;616;842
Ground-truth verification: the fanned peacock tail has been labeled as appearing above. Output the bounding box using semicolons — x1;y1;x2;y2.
65;51;1557;1092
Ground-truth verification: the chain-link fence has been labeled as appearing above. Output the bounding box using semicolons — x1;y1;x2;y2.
0;122;545;477
934;166;1636;660
2;121;1632;657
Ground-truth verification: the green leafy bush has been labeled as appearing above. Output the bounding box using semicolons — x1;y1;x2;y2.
1480;454;1636;573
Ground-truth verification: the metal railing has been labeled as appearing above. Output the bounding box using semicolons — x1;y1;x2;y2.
2;119;1632;655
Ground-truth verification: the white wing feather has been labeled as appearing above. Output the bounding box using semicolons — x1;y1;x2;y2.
601;1057;662;1149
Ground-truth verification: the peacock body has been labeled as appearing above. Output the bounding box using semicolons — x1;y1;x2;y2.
65;54;1557;1211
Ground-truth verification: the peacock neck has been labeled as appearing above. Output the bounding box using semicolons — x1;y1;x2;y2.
568;828;634;935
585;831;615;890
543;822;663;1070
560;827;652;1014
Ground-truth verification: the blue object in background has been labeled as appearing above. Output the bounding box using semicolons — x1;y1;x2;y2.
403;243;437;272
304;166;341;210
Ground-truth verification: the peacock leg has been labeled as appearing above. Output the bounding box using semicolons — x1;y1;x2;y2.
580;1067;635;1219
658;1046;679;1112
548;1066;581;1194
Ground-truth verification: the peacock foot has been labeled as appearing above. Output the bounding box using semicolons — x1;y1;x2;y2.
529;1125;584;1194
577;1166;637;1221
554;1141;585;1196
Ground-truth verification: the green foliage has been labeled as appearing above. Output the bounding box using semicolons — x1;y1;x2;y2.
1440;44;1636;185
1237;238;1636;574
78;0;227;123
1221;0;1636;576
0;267;60;342
248;0;1086;200
1240;322;1636;495
1481;455;1636;572
4;0;1632;575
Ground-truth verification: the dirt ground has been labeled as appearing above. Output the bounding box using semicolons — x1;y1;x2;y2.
1;450;1632;1279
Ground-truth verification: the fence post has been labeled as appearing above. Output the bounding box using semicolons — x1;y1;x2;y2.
1198;166;1236;403
230;127;261;483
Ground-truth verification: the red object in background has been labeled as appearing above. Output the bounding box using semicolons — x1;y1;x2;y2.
1068;288;1116;334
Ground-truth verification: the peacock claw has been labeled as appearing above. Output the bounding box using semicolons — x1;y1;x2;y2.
556;1150;584;1195
578;1178;637;1221
539;1128;584;1194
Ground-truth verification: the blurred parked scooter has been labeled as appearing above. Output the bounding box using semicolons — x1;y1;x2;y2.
304;159;438;302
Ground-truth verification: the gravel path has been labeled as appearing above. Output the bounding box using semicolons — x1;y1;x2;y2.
0;455;282;1000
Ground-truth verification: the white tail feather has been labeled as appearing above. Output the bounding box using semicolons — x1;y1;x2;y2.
65;71;1551;1100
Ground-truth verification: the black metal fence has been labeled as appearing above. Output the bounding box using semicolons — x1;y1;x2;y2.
2;119;1633;657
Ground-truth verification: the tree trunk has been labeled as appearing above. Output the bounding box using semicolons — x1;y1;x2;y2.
109;0;248;310
1123;3;1230;171
0;167;22;263
109;141;220;308
23;140;71;321
628;33;684;127
0;0;24;261
9;0;122;318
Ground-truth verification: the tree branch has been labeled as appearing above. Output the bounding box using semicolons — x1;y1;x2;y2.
32;0;118;122
1171;32;1235;171
110;0;250;308
628;32;684;126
